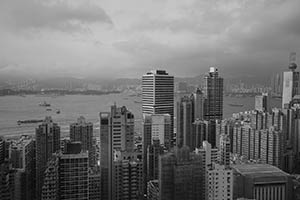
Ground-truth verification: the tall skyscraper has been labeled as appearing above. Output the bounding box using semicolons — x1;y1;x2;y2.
282;52;300;108
142;114;170;193
99;112;110;200
9;135;36;200
203;67;224;120
100;105;135;200
176;95;193;148
255;93;270;112
36;116;60;200
193;88;205;120
159;146;202;200
142;70;174;140
41;143;89;200
70;116;95;166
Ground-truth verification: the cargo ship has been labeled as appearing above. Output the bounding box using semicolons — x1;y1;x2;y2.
39;101;51;107
17;119;44;125
228;103;244;107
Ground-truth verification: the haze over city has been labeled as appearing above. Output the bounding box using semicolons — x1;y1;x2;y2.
0;0;300;80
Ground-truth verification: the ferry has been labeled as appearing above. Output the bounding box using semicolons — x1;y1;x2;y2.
39;101;51;107
228;103;244;107
17;119;44;125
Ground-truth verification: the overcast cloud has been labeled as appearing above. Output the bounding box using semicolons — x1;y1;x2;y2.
0;0;299;79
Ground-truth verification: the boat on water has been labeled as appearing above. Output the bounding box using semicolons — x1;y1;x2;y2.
56;109;60;114
39;101;51;107
46;108;52;111
228;103;244;107
17;119;44;125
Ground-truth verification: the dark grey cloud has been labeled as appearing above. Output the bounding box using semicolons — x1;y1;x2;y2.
0;0;299;80
0;0;112;32
122;0;300;79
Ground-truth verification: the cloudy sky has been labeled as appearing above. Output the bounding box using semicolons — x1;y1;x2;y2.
0;0;300;79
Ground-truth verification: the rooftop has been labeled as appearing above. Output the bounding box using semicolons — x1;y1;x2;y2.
233;164;290;183
145;70;169;75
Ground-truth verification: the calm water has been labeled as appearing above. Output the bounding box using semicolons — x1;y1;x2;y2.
0;94;281;138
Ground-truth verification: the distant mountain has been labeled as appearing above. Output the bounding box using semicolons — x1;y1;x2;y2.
35;77;85;90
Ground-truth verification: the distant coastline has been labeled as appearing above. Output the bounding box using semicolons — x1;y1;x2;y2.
0;89;121;96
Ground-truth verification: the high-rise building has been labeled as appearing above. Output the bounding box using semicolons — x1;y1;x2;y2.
215;120;234;150
36;116;60;200
193;88;205;120
142;70;174;140
203;67;224;120
70;116;95;166
192;120;218;148
147;180;159;200
0;161;15;200
232;164;294;200
207;163;233;200
282;52;300;108
255;93;270;112
232;125;283;169
112;150;143;200
142;114;171;194
146;140;164;182
100;105;135;200
159;146;202;200
220;134;231;167
0;137;5;164
41;144;89;200
59;150;89;200
271;72;283;96
176;96;193;148
143;114;172;149
88;167;101;200
100;112;110;200
192;119;208;149
195;141;219;200
9;135;36;200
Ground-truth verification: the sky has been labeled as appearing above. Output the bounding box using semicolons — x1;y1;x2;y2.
0;0;300;79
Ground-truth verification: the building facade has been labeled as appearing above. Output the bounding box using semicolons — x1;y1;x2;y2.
36;116;60;200
100;105;135;200
70;116;95;166
159;146;202;200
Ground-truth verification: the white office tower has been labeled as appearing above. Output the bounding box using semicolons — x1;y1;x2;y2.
142;70;174;139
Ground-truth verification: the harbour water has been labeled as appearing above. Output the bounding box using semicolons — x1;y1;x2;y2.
0;94;281;138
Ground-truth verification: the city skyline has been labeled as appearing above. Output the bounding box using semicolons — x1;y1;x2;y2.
2;1;300;200
0;0;300;80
